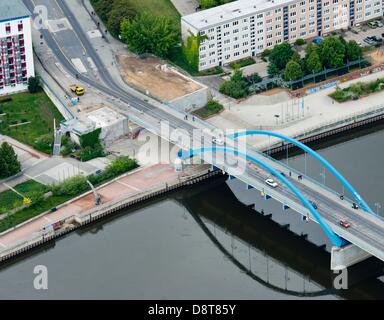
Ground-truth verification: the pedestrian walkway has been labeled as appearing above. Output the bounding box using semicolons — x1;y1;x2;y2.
0;164;180;248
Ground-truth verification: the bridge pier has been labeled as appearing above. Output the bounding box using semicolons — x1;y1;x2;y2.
331;244;372;271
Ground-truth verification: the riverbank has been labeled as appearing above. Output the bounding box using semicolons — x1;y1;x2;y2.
0;163;219;263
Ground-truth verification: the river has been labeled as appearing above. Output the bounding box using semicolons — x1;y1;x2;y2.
0;125;384;299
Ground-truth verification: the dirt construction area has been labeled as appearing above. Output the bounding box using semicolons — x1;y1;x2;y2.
366;49;384;65
117;54;203;101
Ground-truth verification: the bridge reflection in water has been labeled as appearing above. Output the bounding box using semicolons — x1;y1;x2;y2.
176;178;384;299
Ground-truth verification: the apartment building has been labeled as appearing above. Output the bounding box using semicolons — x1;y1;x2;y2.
181;0;383;71
0;0;34;96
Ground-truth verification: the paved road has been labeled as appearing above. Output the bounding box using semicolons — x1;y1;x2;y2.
24;0;384;262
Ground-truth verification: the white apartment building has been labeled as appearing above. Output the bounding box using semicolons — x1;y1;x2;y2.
0;0;34;96
181;0;383;71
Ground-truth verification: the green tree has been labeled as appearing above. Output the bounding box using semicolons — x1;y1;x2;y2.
105;0;136;37
306;50;322;73
0;142;21;178
219;70;249;99
267;62;280;76
318;36;346;68
284;60;303;81
120;13;179;57
346;40;362;62
93;0;114;22
27;76;40;93
268;42;294;72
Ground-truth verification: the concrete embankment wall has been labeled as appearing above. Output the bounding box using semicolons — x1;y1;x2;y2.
264;105;384;155
0;169;221;263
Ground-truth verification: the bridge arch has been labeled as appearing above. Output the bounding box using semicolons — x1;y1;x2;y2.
227;130;374;214
178;146;348;247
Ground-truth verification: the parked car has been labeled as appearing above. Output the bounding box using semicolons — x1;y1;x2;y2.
364;37;376;45
265;178;278;188
367;21;377;28
376;21;383;27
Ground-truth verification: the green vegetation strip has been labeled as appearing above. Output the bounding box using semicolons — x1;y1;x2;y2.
0;157;138;233
0;180;48;213
330;77;384;102
193;100;224;119
0;91;64;154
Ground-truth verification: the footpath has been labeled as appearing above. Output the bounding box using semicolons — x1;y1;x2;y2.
0;163;218;262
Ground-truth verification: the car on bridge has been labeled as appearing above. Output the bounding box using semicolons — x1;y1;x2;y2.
212;137;224;146
339;219;351;228
309;200;318;209
265;178;278;188
352;203;359;210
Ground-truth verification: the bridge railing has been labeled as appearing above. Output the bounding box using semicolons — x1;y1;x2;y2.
234;140;384;222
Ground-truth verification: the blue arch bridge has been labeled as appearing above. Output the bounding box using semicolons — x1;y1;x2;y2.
178;130;384;270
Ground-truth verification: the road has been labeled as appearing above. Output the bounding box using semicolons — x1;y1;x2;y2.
24;0;384;262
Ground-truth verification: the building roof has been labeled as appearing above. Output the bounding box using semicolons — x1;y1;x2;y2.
182;0;294;30
0;0;31;23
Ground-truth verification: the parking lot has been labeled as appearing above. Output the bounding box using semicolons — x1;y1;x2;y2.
344;19;384;47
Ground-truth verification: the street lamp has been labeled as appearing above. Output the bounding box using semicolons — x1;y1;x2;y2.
320;168;326;186
374;203;381;215
274;114;280;125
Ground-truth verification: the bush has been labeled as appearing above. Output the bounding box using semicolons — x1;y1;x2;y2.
27;76;41;93
229;57;256;69
51;175;89;197
34;133;53;154
295;38;305;46
330;78;384;102
261;49;271;58
88;156;138;185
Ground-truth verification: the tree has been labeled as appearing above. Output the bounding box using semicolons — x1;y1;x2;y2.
182;33;207;72
219;70;249;99
346;40;362;62
306;50;322;73
318;36;346;68
105;0;136;37
284;60;303;81
268;42;294;72
27;76;40;93
93;0;114;22
120;13;179;57
0;142;21;178
267;62;280;76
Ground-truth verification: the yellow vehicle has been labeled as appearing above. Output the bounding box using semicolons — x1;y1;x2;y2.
70;85;85;96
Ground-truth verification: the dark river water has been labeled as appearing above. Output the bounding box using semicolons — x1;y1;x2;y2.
0;125;384;299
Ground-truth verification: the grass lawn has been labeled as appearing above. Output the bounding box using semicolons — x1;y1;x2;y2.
128;0;181;30
0;180;47;213
0;91;64;154
0;194;73;233
0;190;22;213
14;179;48;194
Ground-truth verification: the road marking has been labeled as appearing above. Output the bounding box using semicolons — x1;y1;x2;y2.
55;62;71;78
116;181;141;192
71;58;87;74
0;242;7;248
